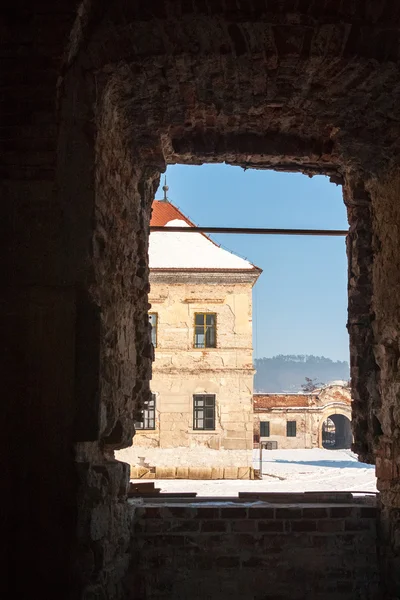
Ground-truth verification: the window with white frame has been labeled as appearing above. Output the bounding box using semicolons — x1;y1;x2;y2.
135;394;156;430
193;394;216;430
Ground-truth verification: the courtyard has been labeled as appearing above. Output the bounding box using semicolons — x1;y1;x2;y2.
131;448;377;497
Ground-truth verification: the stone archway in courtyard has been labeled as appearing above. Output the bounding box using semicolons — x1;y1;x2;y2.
5;3;400;599
322;414;353;450
318;406;352;449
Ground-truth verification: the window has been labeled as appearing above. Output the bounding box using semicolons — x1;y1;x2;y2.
135;394;156;430
260;421;270;437
286;421;297;437
194;313;216;348
193;394;216;430
149;313;157;347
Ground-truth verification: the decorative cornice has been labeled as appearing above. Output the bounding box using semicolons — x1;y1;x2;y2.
150;269;261;285
183;297;225;304
148;296;168;304
153;368;256;374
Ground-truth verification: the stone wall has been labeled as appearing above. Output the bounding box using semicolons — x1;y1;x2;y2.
128;500;379;600
344;178;380;464
66;79;158;596
366;172;400;599
47;62;161;597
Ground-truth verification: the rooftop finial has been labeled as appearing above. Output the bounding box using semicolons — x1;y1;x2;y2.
162;175;169;202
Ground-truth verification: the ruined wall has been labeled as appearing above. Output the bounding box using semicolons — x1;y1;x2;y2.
344;178;380;464
254;406;352;449
128;501;379;600
343;173;400;597
365;172;400;599
254;386;352;449
66;76;157;596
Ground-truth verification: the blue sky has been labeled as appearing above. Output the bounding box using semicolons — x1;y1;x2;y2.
155;164;349;363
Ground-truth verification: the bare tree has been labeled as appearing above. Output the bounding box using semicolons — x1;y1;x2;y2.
301;377;323;393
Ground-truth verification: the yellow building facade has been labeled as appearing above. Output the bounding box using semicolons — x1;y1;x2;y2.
117;199;261;469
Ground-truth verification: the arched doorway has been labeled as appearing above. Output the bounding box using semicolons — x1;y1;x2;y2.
322;414;352;449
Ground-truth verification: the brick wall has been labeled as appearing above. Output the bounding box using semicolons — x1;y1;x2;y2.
128;501;379;600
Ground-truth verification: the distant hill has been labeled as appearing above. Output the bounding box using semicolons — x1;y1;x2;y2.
254;355;350;393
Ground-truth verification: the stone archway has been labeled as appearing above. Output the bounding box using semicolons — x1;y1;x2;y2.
7;2;400;598
322;414;353;449
43;8;388;596
318;407;352;449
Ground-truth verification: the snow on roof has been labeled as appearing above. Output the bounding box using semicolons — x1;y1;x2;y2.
149;201;260;271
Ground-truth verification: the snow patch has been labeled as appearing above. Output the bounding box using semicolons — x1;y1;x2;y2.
149;219;256;270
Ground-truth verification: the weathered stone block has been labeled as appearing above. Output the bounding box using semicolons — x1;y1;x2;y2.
201;520;227;532
223;467;238;479
137;466;151;478
211;467;224;479
258;520;284;532
176;467;189;479
90;505;111;541
220;507;247;519
237;466;251;479
188;467;212;479
130;466;139;479
155;466;176;479
248;507;275;519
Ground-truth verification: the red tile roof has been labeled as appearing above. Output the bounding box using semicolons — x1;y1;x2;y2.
151;200;196;227
253;394;313;410
150;199;222;248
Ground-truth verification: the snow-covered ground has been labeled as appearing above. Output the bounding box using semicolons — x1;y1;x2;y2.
133;449;377;497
